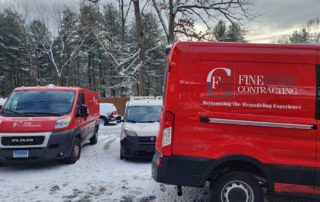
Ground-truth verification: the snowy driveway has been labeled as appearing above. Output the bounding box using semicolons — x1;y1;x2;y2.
0;125;315;202
0;125;207;202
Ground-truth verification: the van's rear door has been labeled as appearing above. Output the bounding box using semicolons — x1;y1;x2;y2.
316;52;320;195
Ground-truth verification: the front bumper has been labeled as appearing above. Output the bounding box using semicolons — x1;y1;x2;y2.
120;136;156;158
0;129;76;163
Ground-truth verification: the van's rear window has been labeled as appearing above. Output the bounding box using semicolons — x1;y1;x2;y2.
1;90;75;117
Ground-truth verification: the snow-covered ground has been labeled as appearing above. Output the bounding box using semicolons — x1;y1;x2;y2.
0;124;315;202
0;124;207;202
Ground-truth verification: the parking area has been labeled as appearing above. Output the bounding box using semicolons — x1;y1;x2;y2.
0;124;316;202
0;125;208;202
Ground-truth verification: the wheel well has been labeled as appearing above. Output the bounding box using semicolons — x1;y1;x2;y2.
75;134;81;141
208;160;273;192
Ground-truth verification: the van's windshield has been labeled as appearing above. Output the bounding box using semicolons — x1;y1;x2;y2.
125;106;162;123
1;90;75;117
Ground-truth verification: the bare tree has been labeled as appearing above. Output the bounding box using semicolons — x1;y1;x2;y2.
151;0;254;43
33;9;92;85
132;0;146;96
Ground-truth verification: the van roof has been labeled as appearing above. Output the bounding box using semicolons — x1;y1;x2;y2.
13;86;87;93
127;99;163;107
172;41;320;50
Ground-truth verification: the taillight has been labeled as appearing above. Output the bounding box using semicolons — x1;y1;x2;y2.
111;111;116;116
160;111;175;156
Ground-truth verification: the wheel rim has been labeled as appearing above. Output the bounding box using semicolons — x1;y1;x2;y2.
220;180;254;202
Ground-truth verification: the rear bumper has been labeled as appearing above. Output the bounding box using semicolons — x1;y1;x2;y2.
0;129;76;163
152;150;212;187
120;136;156;158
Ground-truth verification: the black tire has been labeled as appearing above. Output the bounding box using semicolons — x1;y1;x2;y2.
89;127;98;145
120;146;125;160
63;138;81;164
209;171;263;202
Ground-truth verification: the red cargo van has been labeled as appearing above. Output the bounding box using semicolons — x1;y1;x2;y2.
152;42;320;201
0;86;100;164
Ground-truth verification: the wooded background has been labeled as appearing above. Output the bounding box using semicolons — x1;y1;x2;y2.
0;0;319;98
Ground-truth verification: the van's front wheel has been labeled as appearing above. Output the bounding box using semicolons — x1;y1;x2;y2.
120;146;125;160
209;171;263;202
63;138;81;164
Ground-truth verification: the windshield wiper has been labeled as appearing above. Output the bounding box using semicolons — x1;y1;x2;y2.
1;109;26;116
24;112;62;116
126;120;136;123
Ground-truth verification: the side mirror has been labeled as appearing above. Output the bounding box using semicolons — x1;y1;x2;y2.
78;104;88;118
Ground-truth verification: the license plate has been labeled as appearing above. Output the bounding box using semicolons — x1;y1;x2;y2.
13;150;29;158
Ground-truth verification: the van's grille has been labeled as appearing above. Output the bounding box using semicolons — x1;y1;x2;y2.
139;137;156;144
1;136;45;146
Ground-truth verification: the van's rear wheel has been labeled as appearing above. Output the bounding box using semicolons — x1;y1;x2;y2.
63;138;81;164
209;171;263;202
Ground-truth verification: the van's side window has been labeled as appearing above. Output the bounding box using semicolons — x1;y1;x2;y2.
77;93;85;106
77;93;85;116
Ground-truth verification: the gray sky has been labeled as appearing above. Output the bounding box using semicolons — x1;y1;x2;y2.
1;0;320;43
245;0;320;42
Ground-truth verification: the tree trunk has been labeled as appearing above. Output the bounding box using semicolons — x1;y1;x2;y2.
168;0;176;44
132;0;146;96
119;0;126;40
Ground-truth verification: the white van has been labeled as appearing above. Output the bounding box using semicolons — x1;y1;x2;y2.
120;97;162;159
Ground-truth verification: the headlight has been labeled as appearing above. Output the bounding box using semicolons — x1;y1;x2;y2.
55;116;72;129
123;127;137;136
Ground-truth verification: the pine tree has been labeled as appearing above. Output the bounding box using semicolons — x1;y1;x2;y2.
0;10;28;96
78;3;102;90
26;20;52;85
213;21;246;42
213;21;227;42
289;29;310;44
142;12;166;96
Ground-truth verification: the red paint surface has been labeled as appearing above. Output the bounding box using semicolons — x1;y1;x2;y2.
156;42;320;196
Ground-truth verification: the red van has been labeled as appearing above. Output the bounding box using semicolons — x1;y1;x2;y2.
0;86;100;164
152;42;320;201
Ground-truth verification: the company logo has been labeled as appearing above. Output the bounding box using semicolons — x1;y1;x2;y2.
11;138;34;143
206;67;233;97
12;121;22;128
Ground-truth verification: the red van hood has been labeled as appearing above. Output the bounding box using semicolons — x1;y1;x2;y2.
0;116;59;133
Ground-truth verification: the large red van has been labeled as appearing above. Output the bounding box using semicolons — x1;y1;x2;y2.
152;42;320;201
0;86;100;164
